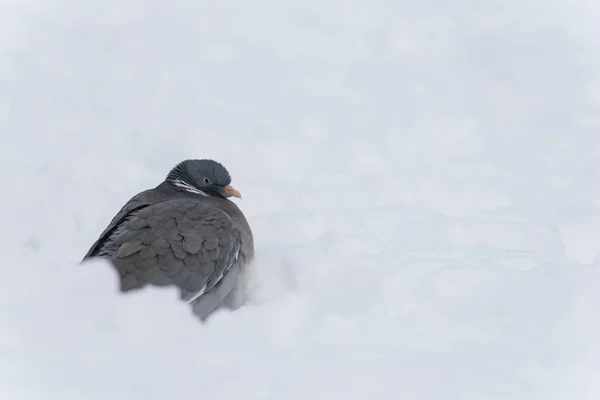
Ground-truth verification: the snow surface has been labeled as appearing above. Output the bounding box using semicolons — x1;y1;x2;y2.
2;0;600;399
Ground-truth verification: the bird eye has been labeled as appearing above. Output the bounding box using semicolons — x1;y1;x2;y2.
202;177;211;184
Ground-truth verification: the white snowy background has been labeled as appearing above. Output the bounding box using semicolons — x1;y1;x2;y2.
2;0;600;399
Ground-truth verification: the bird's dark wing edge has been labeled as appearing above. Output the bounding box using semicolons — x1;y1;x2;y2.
82;204;150;260
81;190;160;261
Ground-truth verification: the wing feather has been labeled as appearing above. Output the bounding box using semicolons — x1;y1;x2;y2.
104;197;242;306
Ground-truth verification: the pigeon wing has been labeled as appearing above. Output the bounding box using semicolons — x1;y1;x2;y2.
107;197;242;306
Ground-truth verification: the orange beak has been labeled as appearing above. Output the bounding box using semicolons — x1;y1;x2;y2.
224;184;242;199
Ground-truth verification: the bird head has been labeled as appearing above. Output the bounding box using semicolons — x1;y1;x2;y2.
166;159;242;199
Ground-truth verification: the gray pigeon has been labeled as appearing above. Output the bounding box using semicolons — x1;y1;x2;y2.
81;159;254;321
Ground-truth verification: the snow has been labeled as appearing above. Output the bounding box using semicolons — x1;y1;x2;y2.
2;0;600;398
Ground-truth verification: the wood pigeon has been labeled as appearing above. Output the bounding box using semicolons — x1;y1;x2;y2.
81;159;254;321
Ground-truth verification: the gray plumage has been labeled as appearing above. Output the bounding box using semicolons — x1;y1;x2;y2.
81;159;254;321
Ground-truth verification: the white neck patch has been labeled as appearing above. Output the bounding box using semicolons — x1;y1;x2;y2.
172;179;209;196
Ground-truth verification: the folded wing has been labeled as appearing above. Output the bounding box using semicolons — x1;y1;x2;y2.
99;197;242;304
